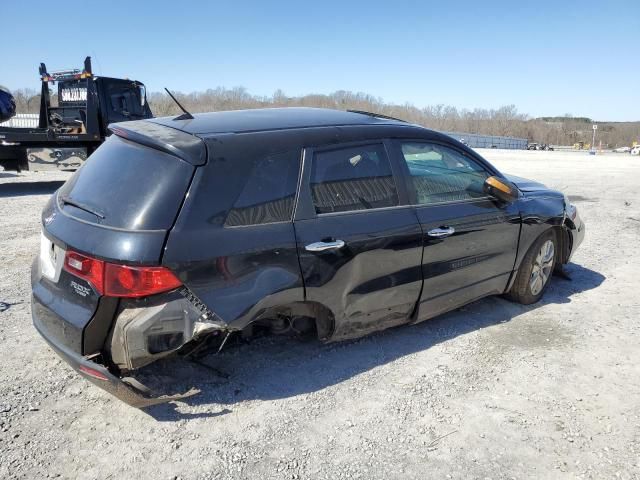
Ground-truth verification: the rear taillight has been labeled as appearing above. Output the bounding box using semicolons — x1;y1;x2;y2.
64;251;105;293
63;251;181;297
104;264;182;298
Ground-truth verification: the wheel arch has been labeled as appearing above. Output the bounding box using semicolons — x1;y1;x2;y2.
233;300;336;342
554;223;574;266
506;224;562;293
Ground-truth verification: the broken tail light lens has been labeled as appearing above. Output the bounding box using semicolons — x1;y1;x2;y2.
78;364;109;381
63;251;181;297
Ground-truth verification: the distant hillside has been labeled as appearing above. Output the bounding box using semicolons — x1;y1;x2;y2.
539;116;594;123
9;87;640;147
534;116;640;146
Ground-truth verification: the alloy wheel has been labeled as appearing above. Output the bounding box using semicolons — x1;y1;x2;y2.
529;239;554;295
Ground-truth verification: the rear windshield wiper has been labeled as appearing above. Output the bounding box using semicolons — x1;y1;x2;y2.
59;195;105;219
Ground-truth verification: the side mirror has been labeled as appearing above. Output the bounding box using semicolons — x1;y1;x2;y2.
483;176;519;203
138;85;147;107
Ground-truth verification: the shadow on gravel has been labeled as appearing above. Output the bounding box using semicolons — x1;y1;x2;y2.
0;172;19;179
142;263;604;421
0;301;23;312
0;181;64;198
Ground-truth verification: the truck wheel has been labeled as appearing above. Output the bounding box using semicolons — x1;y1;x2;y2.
507;230;557;304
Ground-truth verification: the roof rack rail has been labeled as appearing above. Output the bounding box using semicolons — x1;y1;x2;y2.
346;109;407;123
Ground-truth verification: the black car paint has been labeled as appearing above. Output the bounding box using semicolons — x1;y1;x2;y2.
31;108;584;406
38;122;206;266
31;258;97;353
295;206;424;340
41;195;169;265
506;183;570;289
412;199;522;322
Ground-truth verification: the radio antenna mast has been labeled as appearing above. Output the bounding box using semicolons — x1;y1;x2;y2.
164;88;194;120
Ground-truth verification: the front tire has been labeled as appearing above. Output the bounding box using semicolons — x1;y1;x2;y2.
507;230;557;304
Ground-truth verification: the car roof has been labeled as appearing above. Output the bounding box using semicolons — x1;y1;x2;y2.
148;107;404;135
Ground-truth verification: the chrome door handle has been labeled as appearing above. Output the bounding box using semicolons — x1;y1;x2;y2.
427;226;455;238
305;240;346;252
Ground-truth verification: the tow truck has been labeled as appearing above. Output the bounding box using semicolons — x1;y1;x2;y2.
0;57;152;171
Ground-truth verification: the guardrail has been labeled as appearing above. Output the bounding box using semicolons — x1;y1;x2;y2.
0;113;39;128
443;131;528;150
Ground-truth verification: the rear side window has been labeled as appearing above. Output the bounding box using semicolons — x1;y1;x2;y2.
106;82;145;119
224;150;300;227
310;144;398;214
400;142;489;205
58;135;193;230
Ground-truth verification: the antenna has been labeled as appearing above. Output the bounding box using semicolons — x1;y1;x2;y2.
164;88;194;120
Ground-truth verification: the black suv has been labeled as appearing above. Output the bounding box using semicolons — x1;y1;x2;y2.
32;108;584;406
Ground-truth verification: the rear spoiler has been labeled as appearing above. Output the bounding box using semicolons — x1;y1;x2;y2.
109;120;207;166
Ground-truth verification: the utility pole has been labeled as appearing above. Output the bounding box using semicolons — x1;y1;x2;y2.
591;124;597;154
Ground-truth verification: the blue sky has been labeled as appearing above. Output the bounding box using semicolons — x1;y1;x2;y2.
3;0;639;120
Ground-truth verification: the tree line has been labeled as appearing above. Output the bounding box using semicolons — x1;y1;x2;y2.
10;87;639;147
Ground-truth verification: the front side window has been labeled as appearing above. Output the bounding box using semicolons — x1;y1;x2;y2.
310;144;399;214
400;142;490;205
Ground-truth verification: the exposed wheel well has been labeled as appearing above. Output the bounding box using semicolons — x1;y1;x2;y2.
552;224;572;266
241;301;335;342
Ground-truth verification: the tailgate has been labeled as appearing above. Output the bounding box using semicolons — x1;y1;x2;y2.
32;123;204;354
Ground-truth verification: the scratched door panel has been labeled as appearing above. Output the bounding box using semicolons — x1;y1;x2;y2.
414;199;521;321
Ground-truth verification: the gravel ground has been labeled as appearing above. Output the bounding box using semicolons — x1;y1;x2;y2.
0;150;639;480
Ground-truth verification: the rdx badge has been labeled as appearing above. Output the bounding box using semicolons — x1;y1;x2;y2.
70;280;91;297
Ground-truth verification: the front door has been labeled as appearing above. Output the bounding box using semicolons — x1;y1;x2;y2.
392;140;521;321
294;142;423;340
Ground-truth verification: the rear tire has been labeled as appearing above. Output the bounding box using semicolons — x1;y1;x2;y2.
507;230;557;304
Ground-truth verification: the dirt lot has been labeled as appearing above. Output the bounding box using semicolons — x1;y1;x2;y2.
1;150;639;480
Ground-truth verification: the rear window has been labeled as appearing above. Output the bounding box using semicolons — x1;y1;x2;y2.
224;150;300;227
105;81;146;120
58;135;193;230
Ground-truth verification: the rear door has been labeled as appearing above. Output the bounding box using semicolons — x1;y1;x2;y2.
391;140;521;321
293;142;423;340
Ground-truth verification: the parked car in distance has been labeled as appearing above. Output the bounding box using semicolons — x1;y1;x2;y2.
31;108;585;407
527;142;539;150
613;146;631;153
631;145;640;155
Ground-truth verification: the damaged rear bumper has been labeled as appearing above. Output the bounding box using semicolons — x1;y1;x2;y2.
32;296;202;408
